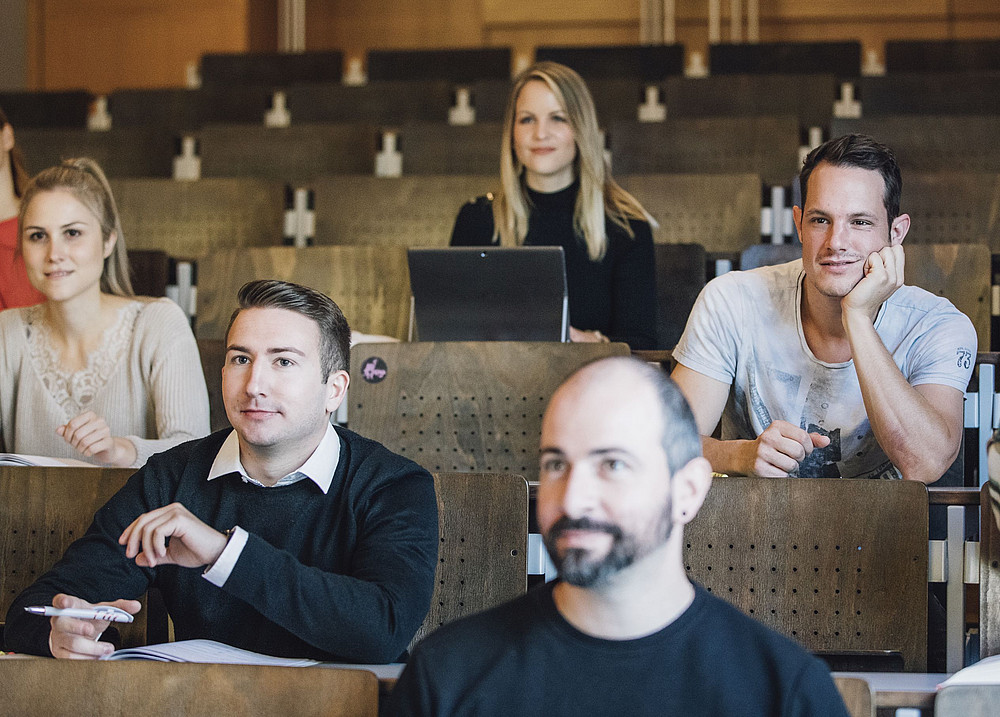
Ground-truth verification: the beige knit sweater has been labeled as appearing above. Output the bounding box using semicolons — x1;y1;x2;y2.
0;297;210;467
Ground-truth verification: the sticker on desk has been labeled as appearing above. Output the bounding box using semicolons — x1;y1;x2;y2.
361;357;388;383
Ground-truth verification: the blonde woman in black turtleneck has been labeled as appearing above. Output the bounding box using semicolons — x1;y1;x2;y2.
450;61;657;350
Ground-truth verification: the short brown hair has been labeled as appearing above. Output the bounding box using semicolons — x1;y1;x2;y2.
227;279;351;381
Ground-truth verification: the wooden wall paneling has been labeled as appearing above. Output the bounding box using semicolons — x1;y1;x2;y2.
305;0;484;63
194;245;412;340
35;0;252;93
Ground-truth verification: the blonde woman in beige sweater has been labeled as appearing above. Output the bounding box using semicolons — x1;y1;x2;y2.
0;158;209;468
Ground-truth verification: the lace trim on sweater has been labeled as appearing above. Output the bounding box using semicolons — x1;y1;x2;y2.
23;302;141;419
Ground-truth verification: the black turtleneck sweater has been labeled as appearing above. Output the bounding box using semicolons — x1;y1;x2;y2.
450;182;657;349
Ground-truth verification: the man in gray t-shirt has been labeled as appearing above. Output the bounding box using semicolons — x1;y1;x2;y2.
672;135;977;483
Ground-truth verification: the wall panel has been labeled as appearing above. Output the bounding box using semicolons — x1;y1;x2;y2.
31;0;250;92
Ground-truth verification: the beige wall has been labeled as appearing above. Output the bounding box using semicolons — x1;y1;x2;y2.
24;0;1000;91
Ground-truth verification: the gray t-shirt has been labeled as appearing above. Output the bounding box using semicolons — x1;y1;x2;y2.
673;260;977;479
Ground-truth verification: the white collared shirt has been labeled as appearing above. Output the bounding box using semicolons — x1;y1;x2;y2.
202;422;341;587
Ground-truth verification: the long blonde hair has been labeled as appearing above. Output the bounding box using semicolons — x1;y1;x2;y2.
494;61;651;261
19;158;134;296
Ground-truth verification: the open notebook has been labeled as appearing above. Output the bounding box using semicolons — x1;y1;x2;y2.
102;639;318;666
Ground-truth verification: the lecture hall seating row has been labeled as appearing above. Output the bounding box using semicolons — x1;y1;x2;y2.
7;463;1000;714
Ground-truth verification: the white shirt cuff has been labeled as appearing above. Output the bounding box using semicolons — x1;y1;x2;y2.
202;526;249;587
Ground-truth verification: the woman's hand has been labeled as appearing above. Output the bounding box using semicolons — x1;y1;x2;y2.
569;326;610;343
57;411;137;467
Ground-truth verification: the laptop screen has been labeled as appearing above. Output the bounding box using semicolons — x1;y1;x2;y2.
407;246;568;341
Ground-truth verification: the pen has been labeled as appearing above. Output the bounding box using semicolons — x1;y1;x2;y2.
24;606;134;623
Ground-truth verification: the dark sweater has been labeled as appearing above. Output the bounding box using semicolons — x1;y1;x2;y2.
389;582;850;717
4;427;438;663
450;182;657;349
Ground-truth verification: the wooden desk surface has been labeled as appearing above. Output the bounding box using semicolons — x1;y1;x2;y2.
833;671;945;709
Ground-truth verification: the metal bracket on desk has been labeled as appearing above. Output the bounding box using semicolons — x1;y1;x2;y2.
980;362;994;486
928;540;947;582
946;504;965;673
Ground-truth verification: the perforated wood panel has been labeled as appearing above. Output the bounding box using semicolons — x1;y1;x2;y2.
200;123;377;181
618;173;761;252
111;178;286;257
857;74;1000;116
349;342;630;481
902;172;1000;250
287;81;457;124
108;88;201;131
313;175;496;247
0;661;378;717
609;116;801;184
831;116;1000;173
412;472;528;647
664;74;839;129
0;466;147;647
400;123;503;175
194;246;412;340
17;128;176;178
980;484;1000;658
684;478;928;670
905;243;991;351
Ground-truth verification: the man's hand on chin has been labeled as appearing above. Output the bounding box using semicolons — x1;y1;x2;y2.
841;244;904;321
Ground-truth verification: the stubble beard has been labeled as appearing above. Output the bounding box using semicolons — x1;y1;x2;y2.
544;500;674;588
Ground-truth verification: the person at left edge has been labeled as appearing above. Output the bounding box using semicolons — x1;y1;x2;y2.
3;279;439;663
0;104;45;309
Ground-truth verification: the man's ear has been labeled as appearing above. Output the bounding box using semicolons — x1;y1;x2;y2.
792;205;803;237
890;213;910;246
671;457;713;527
325;369;350;414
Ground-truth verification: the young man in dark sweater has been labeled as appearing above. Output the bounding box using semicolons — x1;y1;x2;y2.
389;358;849;716
4;280;438;663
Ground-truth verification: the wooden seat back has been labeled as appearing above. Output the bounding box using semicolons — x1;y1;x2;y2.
349;342;629;482
0;661;378;716
685;477;929;670
0;466;147;647
194;246;412;341
412;473;528;648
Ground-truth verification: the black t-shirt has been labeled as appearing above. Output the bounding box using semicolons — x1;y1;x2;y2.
450;182;657;349
389;582;850;717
